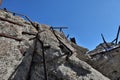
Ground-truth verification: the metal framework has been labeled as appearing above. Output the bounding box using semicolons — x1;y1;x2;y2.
112;26;120;45
51;27;68;32
101;33;110;48
1;8;73;80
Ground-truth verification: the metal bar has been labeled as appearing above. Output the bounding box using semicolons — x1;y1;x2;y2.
111;38;116;43
26;34;38;80
27;32;48;80
51;27;68;32
8;59;23;80
90;45;120;57
24;16;39;31
8;41;34;80
0;33;23;41
101;34;110;48
22;31;36;36
0;8;39;31
70;37;76;44
50;27;73;60
50;27;61;42
37;36;48;80
115;26;120;45
0;8;26;17
0;16;24;26
51;27;68;29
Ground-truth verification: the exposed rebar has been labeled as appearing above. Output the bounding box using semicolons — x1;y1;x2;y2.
0;33;23;41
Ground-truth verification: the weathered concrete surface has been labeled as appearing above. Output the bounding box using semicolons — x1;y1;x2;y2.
0;9;110;80
87;43;120;80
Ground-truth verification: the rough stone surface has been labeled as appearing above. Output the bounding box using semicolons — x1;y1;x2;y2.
0;9;110;80
87;43;120;80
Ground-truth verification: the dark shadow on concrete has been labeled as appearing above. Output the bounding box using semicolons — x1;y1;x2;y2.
64;61;91;76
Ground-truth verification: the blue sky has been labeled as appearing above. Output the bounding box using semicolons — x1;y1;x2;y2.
1;0;120;50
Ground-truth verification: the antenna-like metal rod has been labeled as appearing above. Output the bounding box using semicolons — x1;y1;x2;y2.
101;33;110;48
115;26;120;45
51;27;68;32
51;27;68;29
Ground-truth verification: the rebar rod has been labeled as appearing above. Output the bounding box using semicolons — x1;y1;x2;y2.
115;26;120;45
50;27;73;60
26;34;38;80
90;45;120;57
37;36;48;80
0;16;24;26
0;33;23;41
101;34;110;48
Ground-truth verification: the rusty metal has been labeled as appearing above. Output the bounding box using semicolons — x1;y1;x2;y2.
0;8;39;31
8;61;23;80
37;34;48;80
22;31;36;36
0;8;73;79
26;32;48;80
0;33;23;41
8;42;34;80
24;16;39;31
50;27;61;42
50;27;73;61
0;16;24;26
51;27;68;29
115;26;120;44
26;33;38;80
0;8;25;17
70;37;76;44
101;34;110;48
51;26;68;32
29;37;36;41
90;45;120;57
112;26;120;45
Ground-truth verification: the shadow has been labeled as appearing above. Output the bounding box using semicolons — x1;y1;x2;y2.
64;61;91;76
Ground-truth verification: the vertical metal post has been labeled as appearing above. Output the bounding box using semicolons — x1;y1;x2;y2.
37;37;48;80
26;35;38;80
115;26;120;45
101;34;110;48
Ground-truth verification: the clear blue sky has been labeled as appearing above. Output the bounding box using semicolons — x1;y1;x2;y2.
1;0;120;50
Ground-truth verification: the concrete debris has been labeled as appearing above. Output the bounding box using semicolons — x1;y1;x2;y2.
0;9;110;80
87;43;120;80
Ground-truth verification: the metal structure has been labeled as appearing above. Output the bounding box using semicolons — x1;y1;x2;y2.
0;16;24;26
89;26;120;57
0;8;39;30
90;45;120;57
101;33;110;48
70;37;76;44
51;27;68;32
112;26;120;45
50;27;73;60
0;8;73;80
26;32;48;80
0;33;23;41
